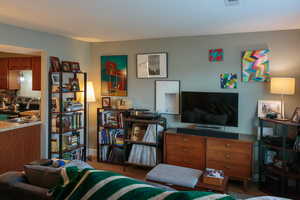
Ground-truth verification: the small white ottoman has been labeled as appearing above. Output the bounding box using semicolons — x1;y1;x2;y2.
146;164;203;188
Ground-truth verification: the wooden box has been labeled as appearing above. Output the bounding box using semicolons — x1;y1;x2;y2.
203;175;224;186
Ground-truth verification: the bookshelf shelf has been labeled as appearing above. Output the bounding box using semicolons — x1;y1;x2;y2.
48;68;87;161
124;139;158;147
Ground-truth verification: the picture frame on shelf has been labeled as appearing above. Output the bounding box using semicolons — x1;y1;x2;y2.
69;77;80;91
137;52;168;78
62;61;72;72
131;123;147;142
51;73;60;85
102;97;111;108
291;107;300;123
51;97;60;112
50;56;61;72
71;62;81;72
155;80;180;115
257;100;282;118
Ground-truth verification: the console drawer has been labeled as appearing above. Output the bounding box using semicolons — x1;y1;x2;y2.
206;160;251;179
206;150;251;165
165;133;202;148
207;138;252;154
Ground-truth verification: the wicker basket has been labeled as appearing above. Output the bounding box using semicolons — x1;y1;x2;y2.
203;176;224;186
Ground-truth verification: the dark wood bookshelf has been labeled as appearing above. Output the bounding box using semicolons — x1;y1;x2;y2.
48;69;87;161
258;118;300;198
124;139;158;147
51;144;85;154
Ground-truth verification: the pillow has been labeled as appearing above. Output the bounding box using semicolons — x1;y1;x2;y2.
24;165;62;189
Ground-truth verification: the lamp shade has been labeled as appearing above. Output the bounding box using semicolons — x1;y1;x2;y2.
87;81;96;102
270;77;295;95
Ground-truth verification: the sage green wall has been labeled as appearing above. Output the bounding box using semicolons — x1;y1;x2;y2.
0;23;91;157
89;29;300;148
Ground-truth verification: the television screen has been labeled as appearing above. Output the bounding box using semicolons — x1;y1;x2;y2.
181;92;238;127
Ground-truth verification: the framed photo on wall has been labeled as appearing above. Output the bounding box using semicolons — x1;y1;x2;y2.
101;55;128;96
137;52;168;78
155;80;180;115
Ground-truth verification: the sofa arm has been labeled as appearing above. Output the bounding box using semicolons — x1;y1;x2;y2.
0;171;51;200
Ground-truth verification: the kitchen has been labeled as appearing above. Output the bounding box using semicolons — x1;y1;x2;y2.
0;51;42;173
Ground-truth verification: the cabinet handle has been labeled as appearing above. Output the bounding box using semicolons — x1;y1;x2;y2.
225;154;231;159
183;138;188;142
224;166;231;169
183;148;188;152
225;143;231;148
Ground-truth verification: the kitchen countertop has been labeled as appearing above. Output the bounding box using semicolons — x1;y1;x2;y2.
0;120;42;133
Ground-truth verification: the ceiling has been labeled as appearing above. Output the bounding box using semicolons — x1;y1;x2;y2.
0;0;299;42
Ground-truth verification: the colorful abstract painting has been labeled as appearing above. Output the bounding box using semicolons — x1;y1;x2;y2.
209;48;223;62
242;49;270;82
220;73;237;89
101;55;127;96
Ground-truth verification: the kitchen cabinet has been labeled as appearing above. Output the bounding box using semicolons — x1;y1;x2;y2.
0;58;9;89
8;70;20;90
0;124;41;173
0;57;41;90
8;57;32;70
31;57;41;90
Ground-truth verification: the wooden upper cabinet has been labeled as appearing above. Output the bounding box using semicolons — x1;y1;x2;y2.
8;70;20;90
0;58;9;89
31;57;41;91
9;57;32;70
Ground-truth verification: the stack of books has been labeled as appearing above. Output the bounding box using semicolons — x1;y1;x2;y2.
100;129;124;146
101;111;124;128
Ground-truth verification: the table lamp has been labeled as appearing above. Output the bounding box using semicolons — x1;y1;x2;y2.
270;77;295;120
86;81;96;159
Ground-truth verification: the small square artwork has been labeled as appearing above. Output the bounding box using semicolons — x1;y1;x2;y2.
220;73;237;89
242;49;270;82
209;48;223;62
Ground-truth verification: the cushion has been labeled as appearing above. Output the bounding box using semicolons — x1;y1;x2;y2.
24;165;62;189
146;164;203;188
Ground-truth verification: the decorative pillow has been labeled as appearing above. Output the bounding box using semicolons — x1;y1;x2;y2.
24;165;62;189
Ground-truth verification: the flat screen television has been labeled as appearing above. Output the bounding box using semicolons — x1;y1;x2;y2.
181;92;238;127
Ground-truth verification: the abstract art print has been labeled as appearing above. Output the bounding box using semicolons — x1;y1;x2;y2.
209;48;223;62
242;49;270;82
220;73;237;89
101;55;128;96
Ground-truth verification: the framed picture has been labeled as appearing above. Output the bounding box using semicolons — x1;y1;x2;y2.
137;52;168;78
61;61;72;72
71;62;81;72
291;107;300;123
155;80;180;115
51;73;60;85
69;77;80;91
51;97;60;112
50;56;61;72
131;123;147;142
101;55;128;96
257;100;282;118
102;97;111;108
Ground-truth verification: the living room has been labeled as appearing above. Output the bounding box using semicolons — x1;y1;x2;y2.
0;0;299;200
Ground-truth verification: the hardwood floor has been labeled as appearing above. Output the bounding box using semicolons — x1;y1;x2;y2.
88;161;266;197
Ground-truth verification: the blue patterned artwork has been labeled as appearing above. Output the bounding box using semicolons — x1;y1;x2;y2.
220;73;238;89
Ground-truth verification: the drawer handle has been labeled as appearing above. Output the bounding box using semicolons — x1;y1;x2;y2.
225;143;231;148
224;166;231;169
225;154;231;159
183;138;188;142
183;148;188;152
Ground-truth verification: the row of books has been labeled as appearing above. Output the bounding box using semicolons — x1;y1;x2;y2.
100;111;124;128
52;112;83;132
51;132;80;152
100;146;125;163
100;129;124;145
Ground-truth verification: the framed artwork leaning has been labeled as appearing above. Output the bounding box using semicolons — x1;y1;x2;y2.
137;52;168;78
257;100;282;118
101;55;128;96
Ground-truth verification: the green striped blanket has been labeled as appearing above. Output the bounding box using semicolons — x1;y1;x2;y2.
51;167;235;200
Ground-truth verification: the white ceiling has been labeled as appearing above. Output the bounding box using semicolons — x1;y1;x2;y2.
0;0;299;42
